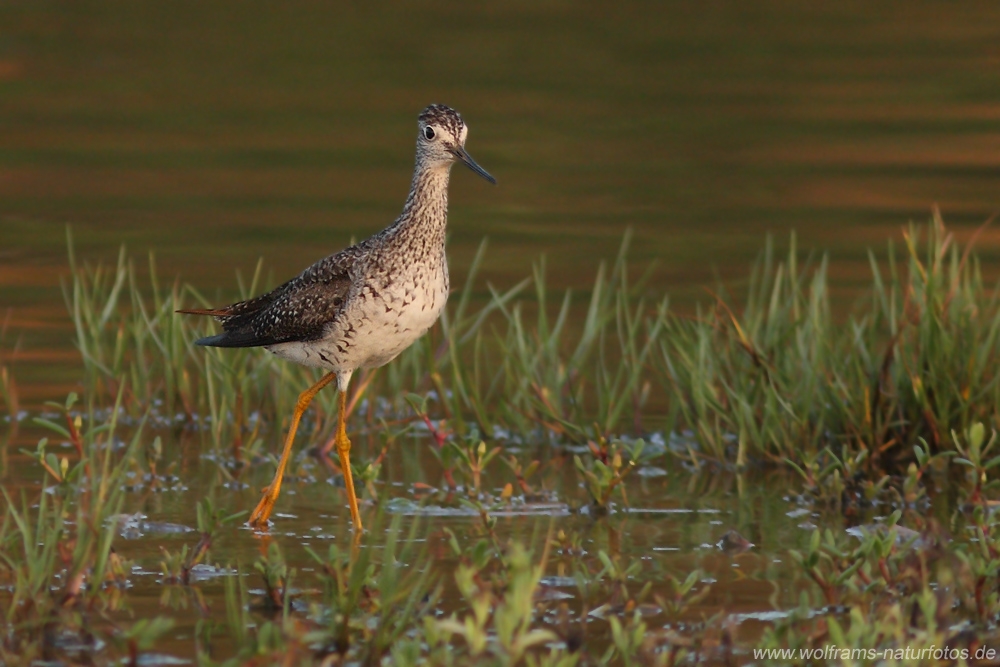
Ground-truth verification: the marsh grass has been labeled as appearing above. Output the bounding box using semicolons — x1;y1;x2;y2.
761;503;1000;661
659;211;1000;470
0;390;177;664
4;213;1000;664
64;213;1000;478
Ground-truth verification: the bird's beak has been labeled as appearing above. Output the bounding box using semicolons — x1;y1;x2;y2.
450;146;496;184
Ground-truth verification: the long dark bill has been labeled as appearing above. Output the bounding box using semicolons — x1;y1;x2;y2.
451;147;497;184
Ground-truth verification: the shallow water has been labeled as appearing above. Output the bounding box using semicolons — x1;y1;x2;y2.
2;411;960;662
5;418;876;660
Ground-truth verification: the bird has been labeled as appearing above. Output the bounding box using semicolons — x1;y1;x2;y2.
178;104;495;531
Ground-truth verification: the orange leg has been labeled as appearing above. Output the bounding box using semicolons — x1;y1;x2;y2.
318;368;375;458
248;371;336;528
334;388;363;531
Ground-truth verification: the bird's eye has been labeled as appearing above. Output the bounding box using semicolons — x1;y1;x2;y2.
423;126;435;140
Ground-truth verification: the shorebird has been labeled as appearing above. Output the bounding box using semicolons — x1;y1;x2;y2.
179;104;495;531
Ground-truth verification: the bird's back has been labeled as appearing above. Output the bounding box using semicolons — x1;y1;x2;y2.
181;244;366;349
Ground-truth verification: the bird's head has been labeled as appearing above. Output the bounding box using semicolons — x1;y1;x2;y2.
417;104;496;184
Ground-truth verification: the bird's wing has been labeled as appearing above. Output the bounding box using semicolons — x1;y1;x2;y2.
179;247;363;348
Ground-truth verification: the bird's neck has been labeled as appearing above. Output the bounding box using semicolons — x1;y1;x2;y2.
394;163;451;244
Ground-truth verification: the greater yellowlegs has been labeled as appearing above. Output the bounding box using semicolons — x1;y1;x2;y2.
179;104;495;531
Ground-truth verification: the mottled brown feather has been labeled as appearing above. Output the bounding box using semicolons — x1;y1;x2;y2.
180;246;362;348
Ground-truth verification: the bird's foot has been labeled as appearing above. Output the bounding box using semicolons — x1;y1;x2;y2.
248;486;279;528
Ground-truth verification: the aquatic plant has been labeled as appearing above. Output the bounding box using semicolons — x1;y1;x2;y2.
0;391;177;664
60;214;1000;481
2;214;1000;663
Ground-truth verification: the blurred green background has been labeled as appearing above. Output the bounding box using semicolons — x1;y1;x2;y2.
3;0;1000;396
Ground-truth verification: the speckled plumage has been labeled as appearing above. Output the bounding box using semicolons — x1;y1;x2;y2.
184;104;495;390
179;105;494;531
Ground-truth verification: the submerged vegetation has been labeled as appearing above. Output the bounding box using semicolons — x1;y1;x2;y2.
2;213;1000;664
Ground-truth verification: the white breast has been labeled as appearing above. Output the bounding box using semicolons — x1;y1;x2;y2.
274;259;449;373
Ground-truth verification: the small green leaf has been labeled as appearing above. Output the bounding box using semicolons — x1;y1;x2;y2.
969;422;986;453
